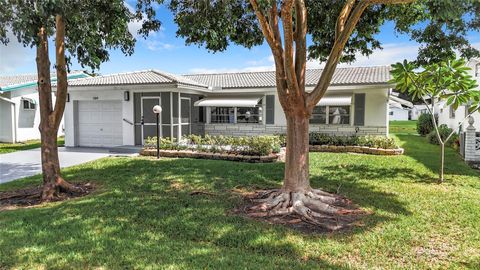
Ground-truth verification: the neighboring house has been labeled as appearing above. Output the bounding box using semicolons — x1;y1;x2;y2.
410;104;429;120
388;94;413;121
437;58;480;131
64;66;393;148
0;71;89;143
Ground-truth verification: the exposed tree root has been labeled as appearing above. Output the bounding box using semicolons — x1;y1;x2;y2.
239;189;366;232
0;182;94;211
41;177;86;201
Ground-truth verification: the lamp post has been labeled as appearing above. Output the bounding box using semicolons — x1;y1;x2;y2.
153;105;162;159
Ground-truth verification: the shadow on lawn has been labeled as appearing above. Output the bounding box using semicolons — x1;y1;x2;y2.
395;134;479;180
0;158;410;269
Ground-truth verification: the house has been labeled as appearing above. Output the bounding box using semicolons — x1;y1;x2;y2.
0;71;89;143
388;94;413;121
64;66;392;148
410;104;429;120
437;58;480;131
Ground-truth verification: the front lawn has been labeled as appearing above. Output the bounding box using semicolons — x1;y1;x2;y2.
390;120;417;135
0;137;65;154
0;134;479;269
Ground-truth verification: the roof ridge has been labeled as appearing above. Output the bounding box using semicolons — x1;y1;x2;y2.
182;65;390;76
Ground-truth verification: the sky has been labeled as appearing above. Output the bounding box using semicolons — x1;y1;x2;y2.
1;4;479;76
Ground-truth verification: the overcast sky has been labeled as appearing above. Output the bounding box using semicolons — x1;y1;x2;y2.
1;4;479;76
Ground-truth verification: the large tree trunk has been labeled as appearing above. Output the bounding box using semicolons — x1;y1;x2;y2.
283;112;310;192
36;17;80;201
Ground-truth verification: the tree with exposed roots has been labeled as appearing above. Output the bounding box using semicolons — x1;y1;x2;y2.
165;0;480;228
0;1;161;201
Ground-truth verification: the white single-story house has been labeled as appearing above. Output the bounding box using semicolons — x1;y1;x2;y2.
388;94;413;121
64;66;393;148
0;71;89;143
437;58;480;131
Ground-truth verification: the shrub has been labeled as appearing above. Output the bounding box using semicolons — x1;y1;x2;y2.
308;132;399;149
426;124;458;146
417;113;435;136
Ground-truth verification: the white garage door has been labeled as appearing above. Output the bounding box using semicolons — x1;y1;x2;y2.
77;101;123;147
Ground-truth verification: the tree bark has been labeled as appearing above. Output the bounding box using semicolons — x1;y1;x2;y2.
283;111;311;192
36;17;79;201
439;143;445;183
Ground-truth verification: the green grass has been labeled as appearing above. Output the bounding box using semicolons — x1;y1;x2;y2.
0;137;65;154
1;134;479;269
390;120;418;135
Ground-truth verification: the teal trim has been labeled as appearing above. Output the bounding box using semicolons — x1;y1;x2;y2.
0;73;89;92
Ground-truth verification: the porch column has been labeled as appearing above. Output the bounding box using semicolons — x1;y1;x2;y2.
464;116;478;163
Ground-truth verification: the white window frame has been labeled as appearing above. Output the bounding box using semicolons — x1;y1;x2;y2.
449;105;456;119
310;104;352;125
22;99;36;110
207;97;264;124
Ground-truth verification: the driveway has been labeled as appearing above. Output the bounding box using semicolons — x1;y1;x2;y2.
0;147;127;184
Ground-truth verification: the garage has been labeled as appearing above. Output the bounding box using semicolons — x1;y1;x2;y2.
77;100;123;147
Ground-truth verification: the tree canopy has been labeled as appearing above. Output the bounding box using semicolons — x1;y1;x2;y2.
168;0;480;65
0;0;162;70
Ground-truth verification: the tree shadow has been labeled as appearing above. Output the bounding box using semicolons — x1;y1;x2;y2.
0;157;412;269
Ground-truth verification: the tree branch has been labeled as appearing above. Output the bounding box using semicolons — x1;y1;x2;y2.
294;0;307;91
281;0;301;97
52;15;68;129
306;0;415;109
251;0;288;105
335;0;355;41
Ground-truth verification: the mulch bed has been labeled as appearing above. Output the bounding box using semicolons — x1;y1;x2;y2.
232;189;369;234
0;182;95;211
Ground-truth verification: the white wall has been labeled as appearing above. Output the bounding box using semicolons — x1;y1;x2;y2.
65;89;126;147
389;107;410;121
272;87;389;128
0;99;14;142
3;87;64;142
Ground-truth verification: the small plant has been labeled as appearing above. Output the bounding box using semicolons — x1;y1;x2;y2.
417;113;435;136
426;125;458;147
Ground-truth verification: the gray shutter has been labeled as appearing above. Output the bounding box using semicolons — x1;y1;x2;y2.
354;93;365;126
265;95;275;124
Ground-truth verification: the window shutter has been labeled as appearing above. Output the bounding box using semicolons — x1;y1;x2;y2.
266;95;275;124
354;93;365;126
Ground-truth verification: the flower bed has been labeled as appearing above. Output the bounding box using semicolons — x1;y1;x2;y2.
141;149;279;163
140;134;403;162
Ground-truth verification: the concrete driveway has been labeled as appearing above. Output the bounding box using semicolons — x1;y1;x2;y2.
0;147;123;184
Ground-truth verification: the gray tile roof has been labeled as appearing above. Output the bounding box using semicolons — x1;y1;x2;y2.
68;70;208;88
184;66;392;89
0;71;86;89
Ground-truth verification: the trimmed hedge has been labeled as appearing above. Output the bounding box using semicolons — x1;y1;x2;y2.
144;135;282;156
308;133;399;149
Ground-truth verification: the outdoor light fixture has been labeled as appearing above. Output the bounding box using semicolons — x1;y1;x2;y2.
66;93;70;102
124;91;130;101
153;105;162;159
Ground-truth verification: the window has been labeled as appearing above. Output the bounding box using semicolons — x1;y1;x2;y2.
329;106;350;124
389;111;394;116
236;107;261;123
22;99;36;110
476;63;480;77
449;106;456;119
310;106;327;124
210;107;235;123
310;105;350;125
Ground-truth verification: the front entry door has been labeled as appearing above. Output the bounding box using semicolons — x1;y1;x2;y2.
141;97;161;143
